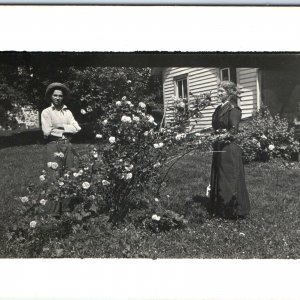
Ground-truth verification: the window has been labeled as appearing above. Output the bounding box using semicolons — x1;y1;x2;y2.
175;76;188;99
220;68;237;83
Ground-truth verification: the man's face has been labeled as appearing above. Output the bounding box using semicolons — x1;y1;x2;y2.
51;89;64;107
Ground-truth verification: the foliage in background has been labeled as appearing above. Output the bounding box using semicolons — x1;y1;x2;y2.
237;106;299;163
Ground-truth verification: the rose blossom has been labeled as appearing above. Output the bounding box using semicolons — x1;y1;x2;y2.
47;162;59;170
268;144;275;151
127;80;132;84
154;198;159;202
39;175;46;181
121;116;132;123
96;134;103;139
125;164;134;171
132;116;140;122
102;180;111;186
139;102;146;109
40;199;47;205
20;196;29;203
103;119;108;125
147;115;155;123
30;221;37;228
86;106;93;112
125;173;133;180
116;101;122;106
82;182;91;189
153;162;161;168
109;136;116;144
144;131;149;136
80;109;87;115
152;214;161;221
122;96;127;101
54;152;64;158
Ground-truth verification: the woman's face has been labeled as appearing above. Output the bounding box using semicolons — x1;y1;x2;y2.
51;89;64;107
218;87;229;103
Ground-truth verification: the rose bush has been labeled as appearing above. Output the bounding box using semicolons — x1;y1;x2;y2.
237;106;299;163
5;91;213;257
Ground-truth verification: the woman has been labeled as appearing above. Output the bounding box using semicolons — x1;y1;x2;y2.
209;81;250;219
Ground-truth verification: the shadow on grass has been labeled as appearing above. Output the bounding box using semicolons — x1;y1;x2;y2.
192;195;210;209
0;128;45;149
0;125;95;149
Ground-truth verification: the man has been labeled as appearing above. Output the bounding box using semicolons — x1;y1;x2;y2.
41;82;81;172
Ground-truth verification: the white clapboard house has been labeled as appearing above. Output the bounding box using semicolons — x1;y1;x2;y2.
152;66;300;133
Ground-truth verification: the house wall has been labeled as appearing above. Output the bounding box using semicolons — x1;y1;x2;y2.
162;67;259;131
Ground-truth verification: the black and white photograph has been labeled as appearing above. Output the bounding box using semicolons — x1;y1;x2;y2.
0;5;300;300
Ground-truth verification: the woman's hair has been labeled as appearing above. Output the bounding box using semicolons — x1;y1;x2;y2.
218;80;240;104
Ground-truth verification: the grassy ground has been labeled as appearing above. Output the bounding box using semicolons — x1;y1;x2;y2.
0;143;299;258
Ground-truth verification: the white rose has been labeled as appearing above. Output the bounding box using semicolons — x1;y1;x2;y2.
127;80;132;84
96;134;103;139
30;221;37;228
125;164;134;171
39;175;46;181
154;198;159;202
102;180;111;186
81;109;87;115
139;102;146;109
20;196;29;203
116;101;122;106
58;181;64;186
40;199;47;205
78;169;84;175
87;106;93;112
54;152;64;158
103;119;108;125
132;116;140;122
153;143;159;149
144;131;149;136
122;96;127;101
93;152;98;159
268;144;275;151
147;115;155;123
82;182;91;189
109;136;116;144
261;134;267;139
153;162;161;168
73;172;79;177
125;173;133;180
152;214;161;221
158;142;164;148
47;162;52;168
51;162;59;170
121;116;132;123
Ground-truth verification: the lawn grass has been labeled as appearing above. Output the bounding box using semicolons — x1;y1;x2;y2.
0;143;299;258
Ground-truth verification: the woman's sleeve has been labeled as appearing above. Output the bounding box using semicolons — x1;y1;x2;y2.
228;108;241;134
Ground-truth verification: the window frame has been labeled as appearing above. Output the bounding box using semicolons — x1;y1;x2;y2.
174;74;189;100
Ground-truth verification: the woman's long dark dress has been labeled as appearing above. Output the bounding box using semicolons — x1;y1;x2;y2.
210;101;250;218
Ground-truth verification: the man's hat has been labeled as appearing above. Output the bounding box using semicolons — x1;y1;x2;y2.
45;82;71;101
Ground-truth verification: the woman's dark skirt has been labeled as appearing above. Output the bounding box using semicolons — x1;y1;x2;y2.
210;141;250;219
